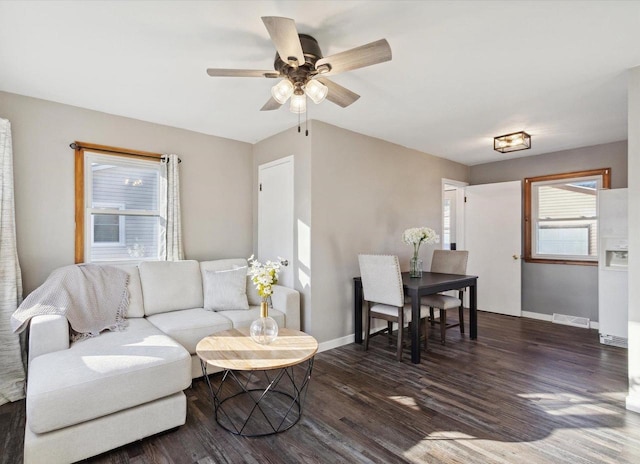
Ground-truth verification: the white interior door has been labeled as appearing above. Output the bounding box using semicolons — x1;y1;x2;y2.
464;181;522;316
258;156;294;288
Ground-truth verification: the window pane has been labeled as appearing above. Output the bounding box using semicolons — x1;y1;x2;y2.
91;163;159;211
94;214;120;243
537;219;597;257
443;198;451;249
537;182;597;220
89;215;161;262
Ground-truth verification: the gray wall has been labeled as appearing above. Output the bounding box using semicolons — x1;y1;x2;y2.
309;121;469;343
469;140;628;322
1;91;254;294
252;121;469;343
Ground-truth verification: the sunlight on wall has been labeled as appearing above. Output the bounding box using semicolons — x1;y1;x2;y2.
297;219;310;269
298;268;310;288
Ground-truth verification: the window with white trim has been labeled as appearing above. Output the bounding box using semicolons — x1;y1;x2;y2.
82;151;164;263
524;168;610;264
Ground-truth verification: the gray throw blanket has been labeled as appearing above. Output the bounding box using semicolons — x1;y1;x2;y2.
11;264;129;341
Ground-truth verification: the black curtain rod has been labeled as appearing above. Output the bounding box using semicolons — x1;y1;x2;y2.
70;143;181;163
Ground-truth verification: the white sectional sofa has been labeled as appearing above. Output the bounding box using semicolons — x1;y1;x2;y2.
23;258;300;464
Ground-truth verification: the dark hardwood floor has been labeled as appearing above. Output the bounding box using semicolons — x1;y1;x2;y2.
2;311;640;464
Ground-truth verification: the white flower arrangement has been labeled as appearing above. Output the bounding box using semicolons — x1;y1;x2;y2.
248;255;281;299
402;227;440;257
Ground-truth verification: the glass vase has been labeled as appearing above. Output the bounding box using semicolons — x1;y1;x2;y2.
409;256;423;278
250;301;279;345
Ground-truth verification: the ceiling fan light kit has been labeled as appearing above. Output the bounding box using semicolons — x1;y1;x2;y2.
494;131;531;153
271;79;294;104
206;16;392;116
290;93;307;114
303;79;328;105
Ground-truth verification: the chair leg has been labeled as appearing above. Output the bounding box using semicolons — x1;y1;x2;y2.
396;309;404;362
440;308;447;345
422;318;428;351
459;305;465;334
364;303;371;351
429;307;435;326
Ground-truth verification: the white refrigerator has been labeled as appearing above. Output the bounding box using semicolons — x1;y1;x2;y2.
598;188;628;348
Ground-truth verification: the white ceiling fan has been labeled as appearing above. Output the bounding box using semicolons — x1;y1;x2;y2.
206;16;392;114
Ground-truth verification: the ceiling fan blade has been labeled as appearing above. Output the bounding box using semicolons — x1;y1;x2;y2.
261;16;305;67
260;97;283;111
315;39;392;76
317;78;360;108
206;68;279;78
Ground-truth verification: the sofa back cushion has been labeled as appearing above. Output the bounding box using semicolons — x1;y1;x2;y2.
139;260;203;316
202;268;250;310
200;259;256;308
110;264;145;318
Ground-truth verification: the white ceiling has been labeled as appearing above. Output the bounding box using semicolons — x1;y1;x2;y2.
1;1;639;166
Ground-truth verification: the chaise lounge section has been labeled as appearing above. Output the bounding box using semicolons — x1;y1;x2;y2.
23;258;300;464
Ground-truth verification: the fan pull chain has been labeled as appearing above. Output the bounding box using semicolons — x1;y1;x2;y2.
305;104;309;136
298;110;301;133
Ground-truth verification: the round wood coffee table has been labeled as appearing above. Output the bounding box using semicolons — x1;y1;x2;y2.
196;327;318;437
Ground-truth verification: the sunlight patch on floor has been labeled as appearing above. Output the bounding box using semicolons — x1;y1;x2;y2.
423;431;478;440
388;395;420;411
518;392;618;416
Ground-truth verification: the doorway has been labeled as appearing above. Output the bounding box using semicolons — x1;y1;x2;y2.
442;179;468;250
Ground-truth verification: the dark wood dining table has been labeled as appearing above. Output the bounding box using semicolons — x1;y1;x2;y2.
353;271;478;363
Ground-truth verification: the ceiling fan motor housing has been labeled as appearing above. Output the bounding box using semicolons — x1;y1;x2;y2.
274;34;323;88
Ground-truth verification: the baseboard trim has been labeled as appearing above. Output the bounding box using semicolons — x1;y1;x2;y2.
318;334;355;353
521;311;552;322
522;311;599;329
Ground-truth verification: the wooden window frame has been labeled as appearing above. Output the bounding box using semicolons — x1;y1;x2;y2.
524;168;610;266
74;142;162;263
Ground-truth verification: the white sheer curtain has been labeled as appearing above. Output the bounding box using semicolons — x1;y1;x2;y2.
0;118;26;406
160;154;184;261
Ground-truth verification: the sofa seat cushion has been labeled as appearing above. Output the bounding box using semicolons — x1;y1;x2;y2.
26;318;191;434
146;308;233;354
218;306;285;329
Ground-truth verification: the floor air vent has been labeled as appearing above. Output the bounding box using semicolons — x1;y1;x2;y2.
552;313;590;329
599;334;628;348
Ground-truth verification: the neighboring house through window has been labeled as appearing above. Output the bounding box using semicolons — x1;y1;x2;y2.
524;168;610;264
91;202;125;246
74;143;165;263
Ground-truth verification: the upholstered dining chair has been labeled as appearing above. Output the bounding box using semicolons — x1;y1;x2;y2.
422;250;469;345
358;254;430;361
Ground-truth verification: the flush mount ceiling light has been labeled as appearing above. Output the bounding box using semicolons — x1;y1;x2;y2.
494;131;532;153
